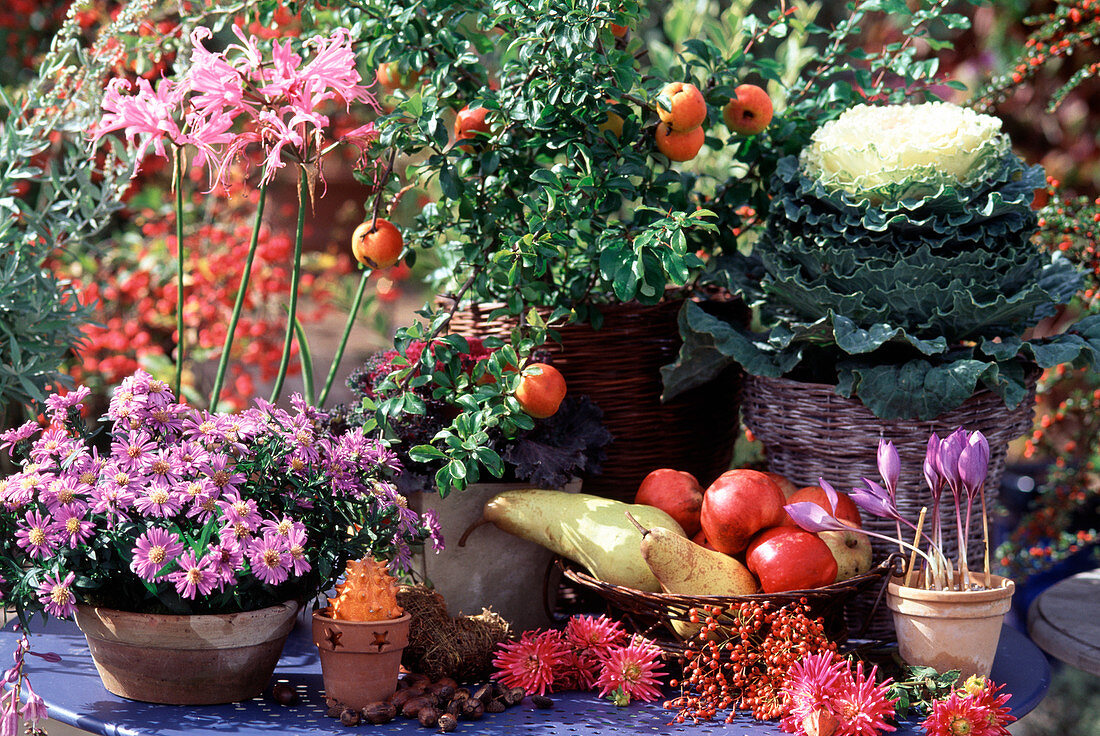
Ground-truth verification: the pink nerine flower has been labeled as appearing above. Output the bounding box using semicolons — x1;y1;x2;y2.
93;77;187;173
594;635;666;704
492;630;569;696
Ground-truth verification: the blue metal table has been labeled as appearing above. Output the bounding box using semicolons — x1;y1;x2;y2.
1;614;1049;736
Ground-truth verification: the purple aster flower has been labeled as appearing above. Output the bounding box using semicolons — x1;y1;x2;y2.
140;376;175;409
41;476;87;514
111;430;158;470
389;541;412;574
289;393;329;425
133;481;184;519
205;453;245;494
247;533;291;585
217;491;261;531
0;420;41;457
89;481;135;522
15;510;59;560
173;440;211;474
37;571;76;618
70;449;106;489
54;506;95;548
140;400;186;436
203;537;244;584
142;448;182;486
168;550;218;599
2;471;39;509
44;385;91;423
422;508;445;552
260;516;295;538
181;411;227;446
28;428;72;464
130;527;184;581
285;525;310;576
107;378;149;427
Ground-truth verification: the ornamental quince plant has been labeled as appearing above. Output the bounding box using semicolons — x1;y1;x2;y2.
0;371;441;623
664;101;1100;420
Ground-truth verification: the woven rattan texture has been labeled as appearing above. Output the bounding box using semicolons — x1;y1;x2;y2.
562;557;897;653
740;373;1036;637
449;299;743;501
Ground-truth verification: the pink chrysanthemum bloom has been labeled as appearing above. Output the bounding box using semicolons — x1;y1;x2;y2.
780;652;846;734
594;635;666;704
554;648;601;692
563;614;627;657
831;661;896;736
492;630;569;696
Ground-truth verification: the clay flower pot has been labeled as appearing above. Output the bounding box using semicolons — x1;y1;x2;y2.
312;609;411;709
886;574;1015;679
74;601;299;705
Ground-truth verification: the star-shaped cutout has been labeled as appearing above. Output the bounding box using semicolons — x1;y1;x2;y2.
371;630;389;652
324;627;343;649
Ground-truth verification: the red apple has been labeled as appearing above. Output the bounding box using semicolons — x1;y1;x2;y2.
691;528;717;551
700;469;786;555
782;486;862;528
454;106;491;150
762;471;799;499
746;526;838;593
635;469;704;537
722;83;773;135
818;529;873;582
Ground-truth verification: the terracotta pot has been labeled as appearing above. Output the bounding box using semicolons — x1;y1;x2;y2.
409;479;580;633
74;601;299;705
312;609;411;709
886;574;1015;680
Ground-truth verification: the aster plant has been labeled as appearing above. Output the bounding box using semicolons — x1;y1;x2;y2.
0;370;441;622
663;101;1100;421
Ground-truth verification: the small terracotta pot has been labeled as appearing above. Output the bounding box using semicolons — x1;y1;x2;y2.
74;601;299;704
886;574;1015;679
312;609;411;709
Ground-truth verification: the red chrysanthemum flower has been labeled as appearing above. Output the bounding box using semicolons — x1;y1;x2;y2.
933;676;1015;736
554;648;601;691
922;688;1005;736
563;614;627;656
594;635;666;704
491;629;569;696
779;652;847;734
831;661;896;736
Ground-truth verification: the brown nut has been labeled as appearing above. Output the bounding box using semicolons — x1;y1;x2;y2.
485;699;506;714
404;673;432;689
340;708;361;727
326;701;345;718
472;684;494;704
532;694;554;709
417;706;441;728
453;688;471;701
362;701;397;725
445;699;464;717
503;687;526;707
437;713;458;733
459;699;484;721
432;684;456;703
390;688;422;709
271;683;299;706
402;696;433;719
436;677;458;690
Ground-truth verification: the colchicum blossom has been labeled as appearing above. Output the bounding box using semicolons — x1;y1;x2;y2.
800;102;1008;201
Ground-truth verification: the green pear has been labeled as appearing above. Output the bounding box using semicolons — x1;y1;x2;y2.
627;514;759;639
480;490;686;592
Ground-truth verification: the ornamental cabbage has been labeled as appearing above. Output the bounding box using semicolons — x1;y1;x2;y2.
664;102;1100;420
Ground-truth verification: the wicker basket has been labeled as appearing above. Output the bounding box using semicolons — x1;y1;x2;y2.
448;298;746;502
740;372;1037;638
561;556;901;657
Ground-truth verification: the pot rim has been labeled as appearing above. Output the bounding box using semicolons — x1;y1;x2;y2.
75;599;299;619
887;574;1015;603
312;609;411;626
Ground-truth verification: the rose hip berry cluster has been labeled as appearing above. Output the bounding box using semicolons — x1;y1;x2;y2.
665;599;835;723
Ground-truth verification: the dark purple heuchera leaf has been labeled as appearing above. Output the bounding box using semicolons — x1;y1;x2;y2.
502;395;612;489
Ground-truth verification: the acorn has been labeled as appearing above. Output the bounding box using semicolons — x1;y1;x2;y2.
340;708;361;727
390;688;422;709
326;702;345;718
437;713;458;733
362;701;397;725
485;699;506;714
402;696;433;719
532;694;554;709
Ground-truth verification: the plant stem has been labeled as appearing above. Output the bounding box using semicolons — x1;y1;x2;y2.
208;186;268;409
173;146;185;398
318;268;371;408
270;166;309;403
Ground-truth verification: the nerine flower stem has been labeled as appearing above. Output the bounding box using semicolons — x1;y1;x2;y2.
172;147;185;398
317;268;370;408
208;185;268;409
270;166;308;402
